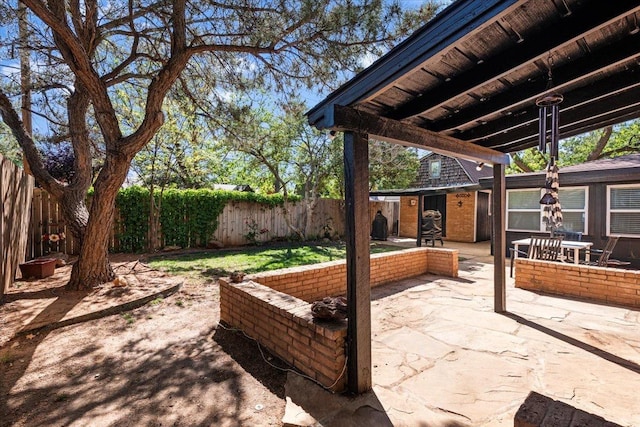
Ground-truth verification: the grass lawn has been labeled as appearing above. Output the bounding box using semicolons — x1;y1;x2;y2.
147;241;404;281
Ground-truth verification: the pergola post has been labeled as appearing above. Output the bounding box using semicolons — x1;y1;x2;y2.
416;194;424;247
343;131;372;393
493;163;506;312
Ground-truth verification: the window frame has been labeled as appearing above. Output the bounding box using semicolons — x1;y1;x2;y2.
506;186;588;233
429;159;441;178
607;183;640;238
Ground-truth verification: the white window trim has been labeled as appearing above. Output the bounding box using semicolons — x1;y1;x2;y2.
506;189;542;232
559;185;589;235
506;186;588;233
607;183;640;238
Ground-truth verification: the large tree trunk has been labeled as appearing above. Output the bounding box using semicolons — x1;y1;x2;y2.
66;152;132;290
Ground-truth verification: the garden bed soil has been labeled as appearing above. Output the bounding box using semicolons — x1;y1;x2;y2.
0;254;286;426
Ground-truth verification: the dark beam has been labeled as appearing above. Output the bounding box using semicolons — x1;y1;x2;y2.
431;32;640;133
498;109;640;153
389;1;640;120
416;194;424;247
328;105;510;165
497;167;640;190
492;163;506;313
344;131;372;394
486;98;640;151
455;71;640;142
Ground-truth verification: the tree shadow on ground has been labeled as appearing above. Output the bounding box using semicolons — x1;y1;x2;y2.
2;283;68;302
371;274;474;301
212;325;287;398
0;289;89;425
1;322;284;427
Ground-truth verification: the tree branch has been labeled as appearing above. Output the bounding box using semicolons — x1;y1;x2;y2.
0;91;63;197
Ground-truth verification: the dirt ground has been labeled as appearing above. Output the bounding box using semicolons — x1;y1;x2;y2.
0;255;287;427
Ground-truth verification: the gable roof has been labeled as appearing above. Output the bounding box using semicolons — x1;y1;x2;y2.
457;157;494;182
420;152;493;183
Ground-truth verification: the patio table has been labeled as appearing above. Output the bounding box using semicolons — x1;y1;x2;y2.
512;238;593;265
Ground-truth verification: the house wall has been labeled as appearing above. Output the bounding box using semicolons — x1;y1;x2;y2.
515;258;640;308
399;196;419;238
400;193;483;243
445;192;477;242
504;177;640;268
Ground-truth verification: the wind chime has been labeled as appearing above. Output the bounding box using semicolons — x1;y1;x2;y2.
537;68;563;206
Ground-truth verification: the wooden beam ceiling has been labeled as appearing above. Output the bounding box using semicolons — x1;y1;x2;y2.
306;0;521;125
433;33;640;135
387;1;640;121
308;0;640;155
322;105;510;165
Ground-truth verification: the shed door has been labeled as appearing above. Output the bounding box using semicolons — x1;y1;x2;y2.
476;192;491;241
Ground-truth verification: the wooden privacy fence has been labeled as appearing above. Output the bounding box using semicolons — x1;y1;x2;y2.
1;155;34;301
27;190;396;256
27;189;79;259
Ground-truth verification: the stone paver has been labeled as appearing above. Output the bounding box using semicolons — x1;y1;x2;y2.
284;243;640;426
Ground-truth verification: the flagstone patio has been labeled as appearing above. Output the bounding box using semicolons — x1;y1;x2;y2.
283;243;640;426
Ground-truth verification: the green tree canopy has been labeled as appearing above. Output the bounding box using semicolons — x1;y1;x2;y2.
0;0;438;288
508;120;640;174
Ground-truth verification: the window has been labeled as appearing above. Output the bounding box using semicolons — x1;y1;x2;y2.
557;188;587;233
608;184;640;237
429;159;441;178
507;189;541;231
506;187;588;233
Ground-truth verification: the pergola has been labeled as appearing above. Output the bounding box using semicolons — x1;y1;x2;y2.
307;0;640;394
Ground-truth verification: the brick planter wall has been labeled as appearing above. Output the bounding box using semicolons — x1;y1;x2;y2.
250;247;458;303
219;279;347;391
515;259;640;308
219;248;459;392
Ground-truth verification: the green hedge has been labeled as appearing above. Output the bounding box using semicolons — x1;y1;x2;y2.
113;186;295;253
115;186;151;253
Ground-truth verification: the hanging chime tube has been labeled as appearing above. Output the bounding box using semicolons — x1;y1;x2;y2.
551;104;559;159
538;106;547;153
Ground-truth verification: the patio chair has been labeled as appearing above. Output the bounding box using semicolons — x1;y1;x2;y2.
552;229;582;241
551;229;582;262
510;236;563;277
581;236;630;267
